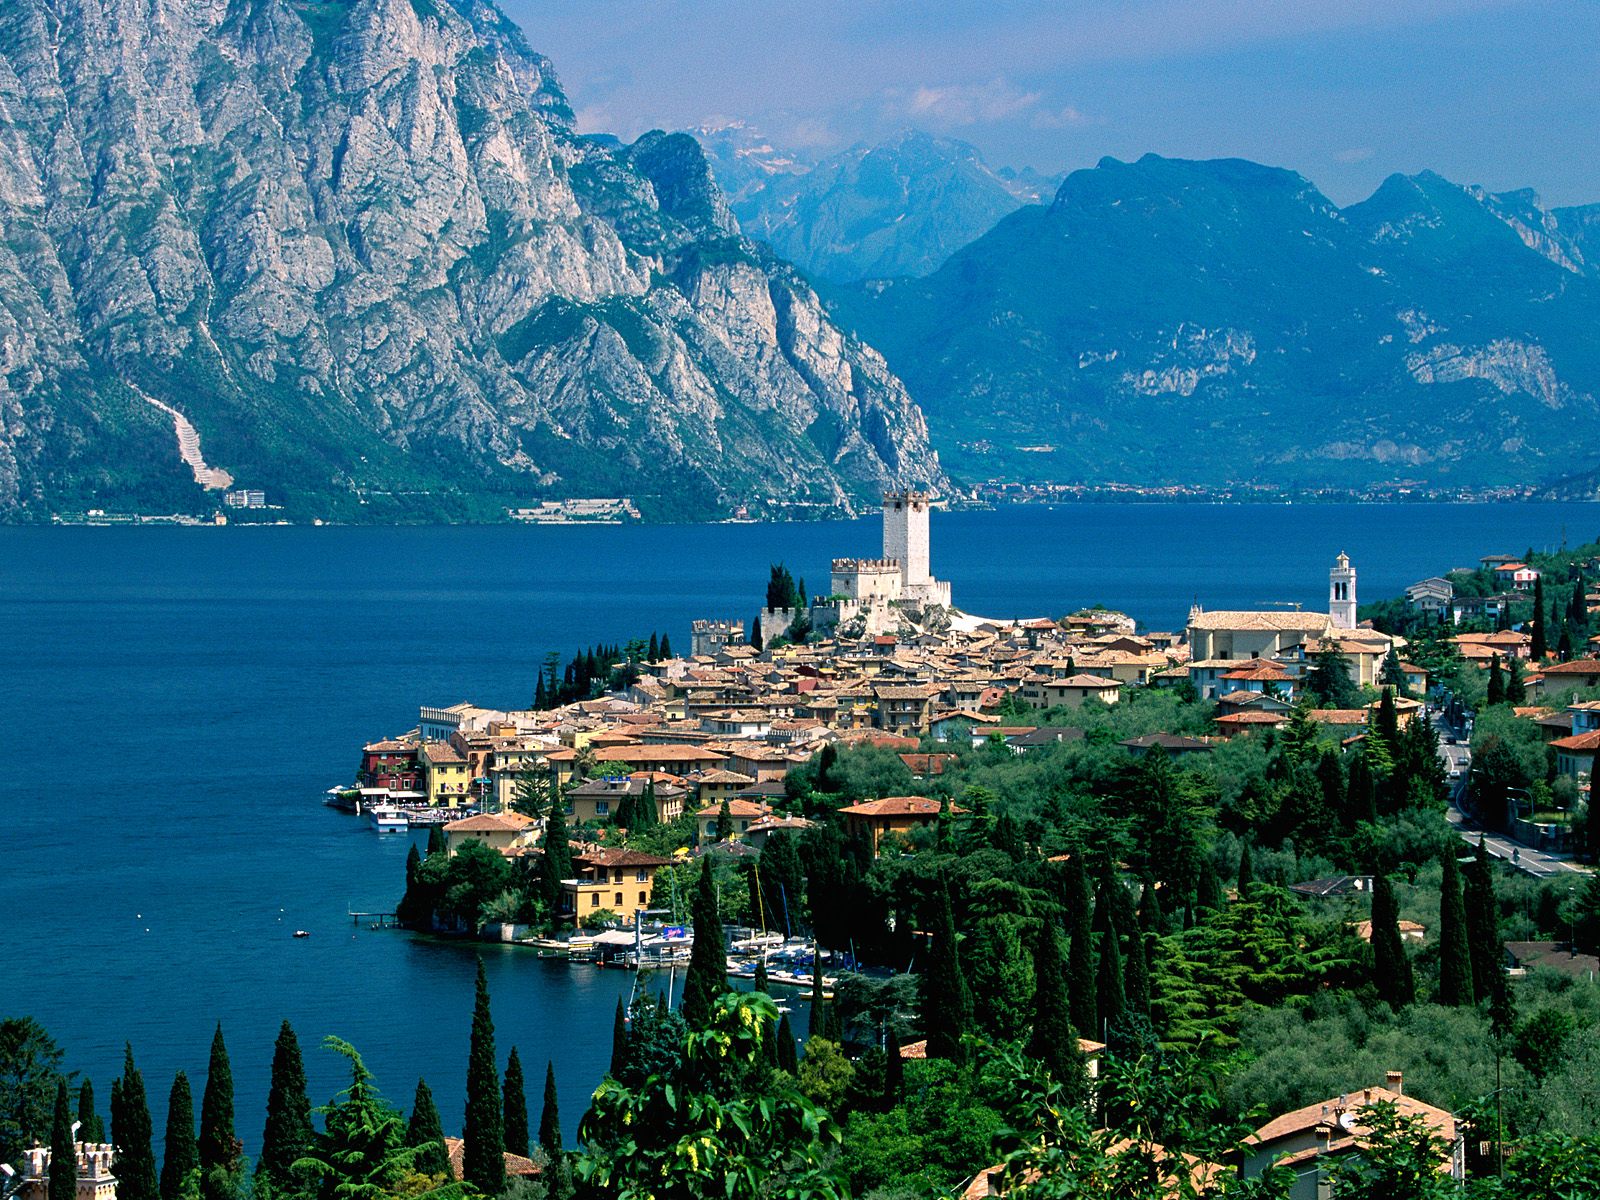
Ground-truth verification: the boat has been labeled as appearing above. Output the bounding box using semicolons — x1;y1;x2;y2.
293;930;310;939
367;805;409;833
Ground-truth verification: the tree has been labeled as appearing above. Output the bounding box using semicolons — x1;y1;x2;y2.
1324;1101;1458;1200
609;1000;628;1077
77;1081;104;1145
112;1046;159;1200
647;632;659;662
715;799;733;843
1307;645;1359;707
1381;647;1409;696
1094;931;1126;1041
1531;575;1548;660
538;1062;561;1160
0;1016;65;1166
49;1080;75;1200
1487;655;1506;706
920;880;974;1060
681;857;727;1028
197;1025;241;1200
1028;926;1081;1092
1237;842;1254;892
1370;875;1415;1010
968;914;1035;1043
659;634;672;660
748;614;763;652
1438;849;1475;1007
406;1079;451;1180
501;1048;528;1159
161;1073;198;1200
775;1014;799;1074
1065;857;1098;1038
258;1021;312;1195
1506;657;1527;704
1464;841;1502;1007
1123;923;1152;1021
541;789;575;927
462;959;505;1195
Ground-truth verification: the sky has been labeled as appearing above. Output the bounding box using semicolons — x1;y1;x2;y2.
498;0;1600;207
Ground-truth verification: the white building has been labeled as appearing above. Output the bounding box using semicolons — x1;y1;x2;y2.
830;492;952;614
7;1140;118;1200
1330;552;1357;630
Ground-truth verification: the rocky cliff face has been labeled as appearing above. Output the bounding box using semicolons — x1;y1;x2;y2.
827;154;1600;489
0;0;942;520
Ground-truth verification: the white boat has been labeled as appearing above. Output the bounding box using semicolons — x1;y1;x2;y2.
367;805;409;833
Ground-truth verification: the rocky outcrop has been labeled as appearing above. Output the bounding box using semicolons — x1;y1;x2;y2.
0;0;942;520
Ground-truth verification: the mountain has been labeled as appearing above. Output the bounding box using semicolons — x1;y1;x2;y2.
699;128;1055;283
825;154;1600;489
0;0;943;522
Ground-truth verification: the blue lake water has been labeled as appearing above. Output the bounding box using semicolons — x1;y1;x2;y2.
2;501;1598;1155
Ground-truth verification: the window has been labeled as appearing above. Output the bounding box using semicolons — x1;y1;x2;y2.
639;891;648;904
636;870;648;882
614;892;623;906
590;894;599;907
596;800;609;816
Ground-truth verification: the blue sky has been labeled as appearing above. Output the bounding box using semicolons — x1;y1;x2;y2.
499;0;1600;207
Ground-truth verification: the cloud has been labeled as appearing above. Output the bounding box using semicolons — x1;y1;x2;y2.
897;77;1044;125
1333;146;1376;163
1031;104;1091;129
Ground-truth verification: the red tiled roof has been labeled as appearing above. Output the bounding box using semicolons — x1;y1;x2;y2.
839;796;964;818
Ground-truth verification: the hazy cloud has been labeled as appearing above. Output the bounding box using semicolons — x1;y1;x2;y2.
898;78;1045;126
1334;146;1376;163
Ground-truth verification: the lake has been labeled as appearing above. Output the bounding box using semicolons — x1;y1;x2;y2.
2;501;1596;1155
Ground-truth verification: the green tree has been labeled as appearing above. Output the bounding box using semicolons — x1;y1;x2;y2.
1307;645;1359;707
920;880;974;1060
1464;841;1502;1006
1095;930;1126;1042
967;914;1035;1043
538;1062;561;1159
715;799;733;843
775;1014;799;1075
796;1040;854;1113
258;1021;312;1195
405;1080;451;1180
1370;875;1415;1011
1438;849;1475;1007
681;857;727;1028
609;1000;628;1077
1325;1100;1458;1199
1237;842;1254;892
77;1081;104;1145
1505;657;1527;704
576;994;845;1200
1381;647;1409;696
0;1016;65;1166
48;1080;75;1200
160;1073;198;1200
1064;857;1098;1038
197;1025;241;1200
462;959;504;1195
1028;926;1083;1093
1530;575;1548;660
541;790;575;928
500;1049;528;1159
1487;656;1506;706
113;1046;160;1200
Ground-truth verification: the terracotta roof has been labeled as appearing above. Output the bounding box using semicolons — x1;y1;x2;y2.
1541;659;1600;676
597;744;726;762
443;1137;540;1179
1250;1083;1455;1151
1189;611;1334;632
364;739;417;753
1214;711;1289;725
1551;730;1600;752
839;796;964;818
1119;733;1213;751
422;742;467;764
695;798;772;818
575;848;675;868
444;812;535;833
1307;709;1370;725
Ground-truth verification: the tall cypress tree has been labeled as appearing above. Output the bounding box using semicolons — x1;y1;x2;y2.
406;1080;451;1180
1123;924;1151;1019
538;1062;561;1160
1370;875;1415;1010
197;1024;240;1200
257;1021;311;1194
501;1049;529;1159
113;1046;159;1200
1531;575;1548;660
1095;931;1125;1040
609;999;628;1077
1438;848;1475;1007
807;949;825;1038
1486;656;1506;706
1028;925;1075;1079
681;857;727;1028
77;1081;103;1145
541;792;575;926
1464;841;1502;1006
463;959;505;1195
160;1073;198;1200
775;1014;798;1074
1065;855;1097;1038
920;880;974;1060
49;1080;75;1200
882;1029;905;1107
1195;860;1224;912
1237;843;1254;893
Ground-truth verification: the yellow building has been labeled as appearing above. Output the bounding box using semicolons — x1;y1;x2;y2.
443;811;537;856
422;741;472;807
563;848;675;926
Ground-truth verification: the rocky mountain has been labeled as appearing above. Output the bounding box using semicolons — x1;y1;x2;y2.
698;128;1055;283
825;154;1600;489
0;0;943;522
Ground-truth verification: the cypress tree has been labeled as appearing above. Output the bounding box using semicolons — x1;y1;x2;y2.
1531;575;1548;660
609;999;628;1076
716;799;733;842
1486;656;1506;706
1370;875;1415;1010
49;1080;75;1200
1348;754;1378;826
427;823;446;858
541;791;574;926
406;1080;451;1180
1438;848;1475;1007
1506;657;1527;704
1464;841;1502;1006
1196;859;1224;912
257;1021;311;1194
77;1081;103;1145
749;614;763;651
160;1073;197;1200
501;1048;529;1159
1095;931;1125;1040
920;879;974;1060
1237;843;1254;893
681;857;727;1028
1559;623;1575;662
808;950;825;1038
1028;925;1076;1081
113;1046;159;1200
1137;879;1164;937
883;1028;905;1107
659;634;671;660
753;957;770;995
1065;857;1097;1038
538;1062;561;1159
647;632;659;662
1123;925;1151;1019
463;958;505;1195
775;1014;798;1074
637;780;658;830
197;1025;240;1200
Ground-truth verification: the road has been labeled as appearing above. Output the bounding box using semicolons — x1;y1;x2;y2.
1432;708;1593;879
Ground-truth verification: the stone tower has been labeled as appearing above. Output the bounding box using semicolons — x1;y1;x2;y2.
1330;552;1357;630
882;491;931;587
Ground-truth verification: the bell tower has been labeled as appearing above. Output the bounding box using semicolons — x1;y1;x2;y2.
1330;552;1357;629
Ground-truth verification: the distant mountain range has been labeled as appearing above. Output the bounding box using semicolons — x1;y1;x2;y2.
824;154;1600;491
696;125;1060;283
0;0;942;522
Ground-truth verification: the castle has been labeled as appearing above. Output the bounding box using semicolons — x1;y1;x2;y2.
831;491;953;610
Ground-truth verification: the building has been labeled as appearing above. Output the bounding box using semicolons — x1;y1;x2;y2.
222;489;266;508
1020;674;1123;709
1405;577;1454;617
565;774;690;825
690;619;744;658
563;848;674;926
838;795;962;850
421;740;472;807
1551;730;1600;782
1187;610;1336;663
8;1141;118;1200
1329;552;1357;629
695;797;773;843
823;493;953;629
443;811;536;856
1243;1072;1462;1200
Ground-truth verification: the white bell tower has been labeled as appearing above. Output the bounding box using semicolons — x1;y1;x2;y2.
1330;552;1357;629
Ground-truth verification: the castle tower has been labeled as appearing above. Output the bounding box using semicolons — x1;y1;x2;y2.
882;491;931;587
1330;552;1357;630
